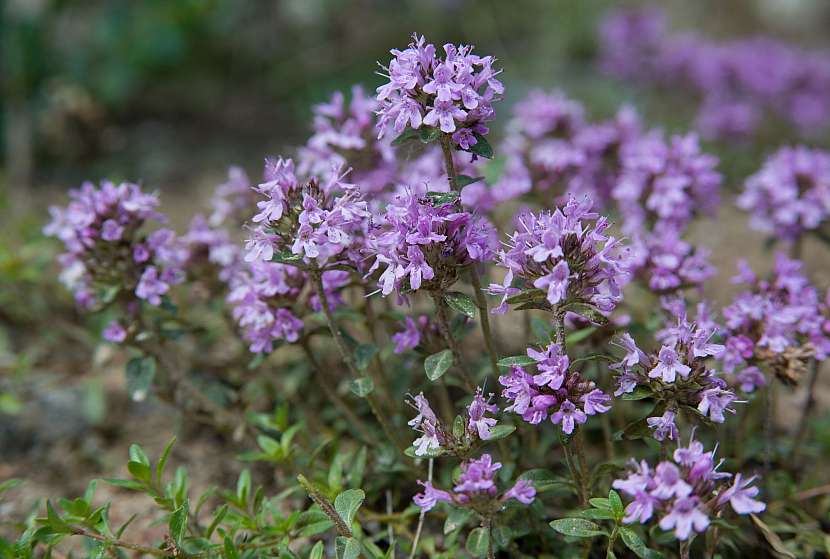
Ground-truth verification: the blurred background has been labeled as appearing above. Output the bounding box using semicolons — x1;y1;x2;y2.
3;0;830;201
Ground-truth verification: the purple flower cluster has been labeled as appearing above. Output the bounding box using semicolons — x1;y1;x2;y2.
413;453;535;512
245;157;370;271
495;90;641;206
613;434;765;540
628;230;716;293
613;303;735;439
493;196;629;313
183;215;244;286
738;146;830;243
298;86;397;195
227;261;348;354
407;388;499;457
391;315;442;354
614;132;721;236
376;34;502;149
367;192;496;297
599;7;830;138
44;181;187;341
722;255;829;389
208;166;257;227
499;342;611;435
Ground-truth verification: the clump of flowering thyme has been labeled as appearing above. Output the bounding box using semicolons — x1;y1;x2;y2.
44;180;187;342
413;453;535;512
738;146;830;244
493;195;630;314
406;388;500;458
613;433;765;540
367;191;496;297
244;157;370;272
499;342;612;435
375;33;503;151
612;302;735;441
721;254;829;388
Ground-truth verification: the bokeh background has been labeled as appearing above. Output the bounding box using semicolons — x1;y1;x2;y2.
3;0;830;538
4;0;830;197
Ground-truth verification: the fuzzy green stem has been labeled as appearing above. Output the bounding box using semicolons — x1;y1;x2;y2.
431;290;475;391
301;339;377;445
791;358;820;469
310;270;406;451
439;133;500;379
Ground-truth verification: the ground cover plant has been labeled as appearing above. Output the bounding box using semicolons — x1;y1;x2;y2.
3;9;830;559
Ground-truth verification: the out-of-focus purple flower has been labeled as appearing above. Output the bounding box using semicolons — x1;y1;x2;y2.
413;481;453;511
503;479;536;504
717;473;766;515
738;146;830;243
392;317;422;353
103;321;127;343
647;410;678;442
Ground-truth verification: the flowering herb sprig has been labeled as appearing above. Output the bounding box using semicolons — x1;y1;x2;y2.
376;33;503;154
406;388;509;458
613;433;765;541
495;90;641;207
367;191;495;298
499;342;612;436
738;146;830;245
721;254;828;387
44;180;187;342
245;157;370;272
612;305;735;441
493;195;630;316
299;86;397;196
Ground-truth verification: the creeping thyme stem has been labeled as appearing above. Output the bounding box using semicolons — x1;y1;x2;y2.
310;269;406;451
431;290;475;391
439;133;500;379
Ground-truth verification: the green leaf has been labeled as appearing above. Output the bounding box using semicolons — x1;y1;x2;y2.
468;133;493;159
562;303;609;326
354;344;378;370
618;527;662;559
609;490;624;520
223;536;240;559
334;489;365;528
549;518;608;538
506;288;547;307
156;437;176;486
419;126;442;144
589;498;611;510
127;461;151;483
496;355;536;367
126;357;156;402
531;317;554;344
349;377;375;398
465;527;490;557
580;508;616;520
391;127;421;146
206;504;228;538
271;249;304;266
456;175;485;187
484;424;516;441
452;414;466;438
336;536;361;559
424;191;460;206
0;479;22;495
309;541;325;559
620;386;654;401
169;503;188;545
566;327;597;345
424;349;453;381
444;507;471;535
444;291;477;318
518;469;573;493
